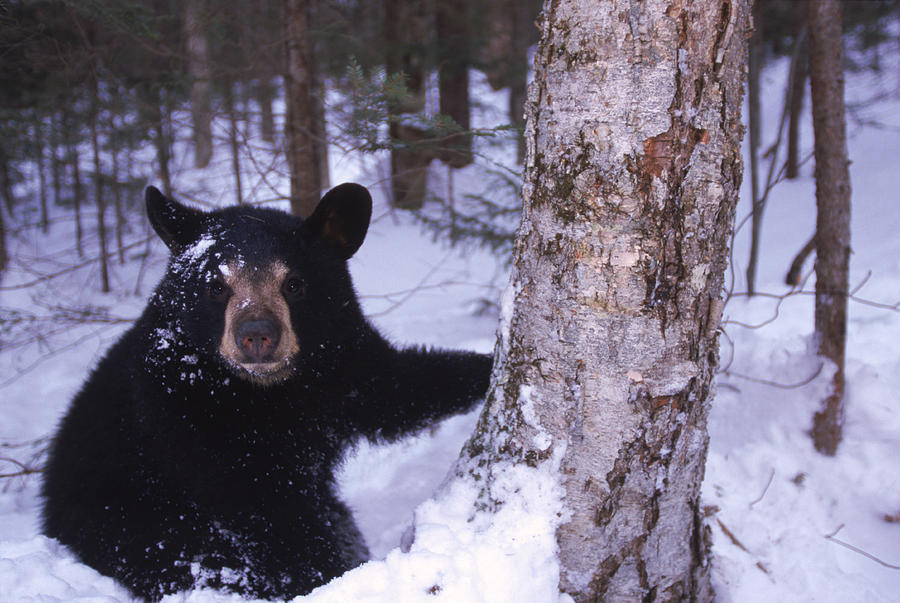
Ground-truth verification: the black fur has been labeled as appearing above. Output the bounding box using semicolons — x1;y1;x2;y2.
41;184;491;601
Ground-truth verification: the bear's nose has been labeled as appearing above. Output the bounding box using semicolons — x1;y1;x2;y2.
235;319;281;363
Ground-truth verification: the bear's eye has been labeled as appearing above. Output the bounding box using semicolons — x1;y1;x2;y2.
282;277;306;300
207;280;230;302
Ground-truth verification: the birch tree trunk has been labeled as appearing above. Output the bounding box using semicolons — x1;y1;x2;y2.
807;0;851;456
455;0;749;600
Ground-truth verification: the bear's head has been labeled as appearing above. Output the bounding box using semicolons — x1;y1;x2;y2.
145;183;372;387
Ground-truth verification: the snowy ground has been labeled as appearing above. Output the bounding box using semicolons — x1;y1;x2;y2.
1;59;898;602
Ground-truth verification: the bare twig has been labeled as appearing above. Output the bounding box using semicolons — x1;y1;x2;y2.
725;269;899;333
0;327;121;387
749;468;776;508
716;519;772;575
723;362;825;390
361;252;499;318
0;456;41;479
0;437;48;490
785;235;816;286
717;518;750;552
825;525;900;570
0;236;153;291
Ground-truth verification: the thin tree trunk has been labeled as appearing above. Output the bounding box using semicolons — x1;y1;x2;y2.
785;233;815;286
449;1;749;600
481;0;538;165
0;201;7;275
151;93;173;198
746;0;763;295
257;78;276;144
508;0;533;166
0;145;13;216
33;114;49;233
184;0;214;169
807;0;851;456
90;76;110;293
510;2;538;165
282;0;322;217
51;112;63;213
0;145;10;273
384;0;431;210
65;108;85;259
224;81;244;205
436;0;472;169
109;112;125;265
251;0;280;145
786;1;808;180
307;0;329;192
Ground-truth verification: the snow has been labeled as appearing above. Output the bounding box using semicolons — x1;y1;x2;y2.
2;59;899;602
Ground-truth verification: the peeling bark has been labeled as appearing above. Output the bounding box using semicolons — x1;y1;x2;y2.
456;0;749;600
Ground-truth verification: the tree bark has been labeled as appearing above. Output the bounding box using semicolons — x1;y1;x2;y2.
184;0;214;169
807;0;851;456
283;0;323;217
454;0;749;600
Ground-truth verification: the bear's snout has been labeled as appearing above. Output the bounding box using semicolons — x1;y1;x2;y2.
235;318;282;363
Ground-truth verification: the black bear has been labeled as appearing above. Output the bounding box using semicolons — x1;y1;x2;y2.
41;183;491;601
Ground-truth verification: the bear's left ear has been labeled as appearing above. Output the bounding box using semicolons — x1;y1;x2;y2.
303;183;372;260
145;186;205;252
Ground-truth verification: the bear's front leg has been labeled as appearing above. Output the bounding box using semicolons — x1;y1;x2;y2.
356;348;492;442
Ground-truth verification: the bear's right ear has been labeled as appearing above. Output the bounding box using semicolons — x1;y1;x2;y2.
303;183;372;260
145;186;205;251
